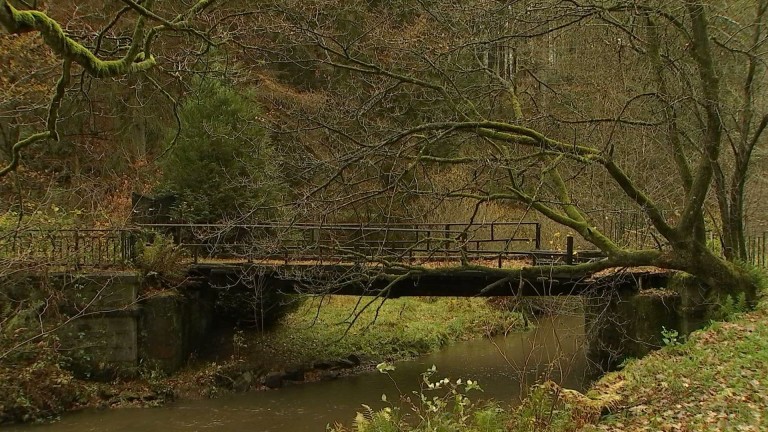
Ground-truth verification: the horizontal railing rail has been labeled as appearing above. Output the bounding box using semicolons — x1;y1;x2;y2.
138;221;542;265
0;228;138;268
0;221;550;268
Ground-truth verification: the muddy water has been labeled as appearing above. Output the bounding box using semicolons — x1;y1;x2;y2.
11;314;588;432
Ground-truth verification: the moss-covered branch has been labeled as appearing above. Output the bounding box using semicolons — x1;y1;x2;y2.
0;58;71;177
0;131;51;178
375;248;668;295
548;163;588;224
0;1;156;77
384;120;676;246
0;0;218;179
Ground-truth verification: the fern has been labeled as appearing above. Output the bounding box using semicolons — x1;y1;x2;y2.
134;233;187;280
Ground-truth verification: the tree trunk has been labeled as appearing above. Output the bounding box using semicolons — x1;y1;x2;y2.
673;244;757;304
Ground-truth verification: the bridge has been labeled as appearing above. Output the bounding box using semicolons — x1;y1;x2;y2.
0;221;682;375
0;221;672;297
0;221;595;267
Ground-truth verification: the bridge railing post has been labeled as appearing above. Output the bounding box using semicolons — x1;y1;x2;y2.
444;224;450;260
535;223;542;250
73;229;80;269
565;235;574;265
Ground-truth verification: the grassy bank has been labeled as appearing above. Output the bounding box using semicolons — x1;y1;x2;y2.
579;299;768;431
326;296;768;431
168;296;524;399
499;298;768;432
223;296;523;369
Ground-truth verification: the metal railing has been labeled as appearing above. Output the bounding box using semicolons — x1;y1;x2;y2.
586;209;661;249
0;228;137;268
139;221;542;265
746;232;768;268
6;223;764;270
0;221;546;268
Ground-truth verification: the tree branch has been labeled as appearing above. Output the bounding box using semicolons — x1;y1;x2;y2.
0;1;156;78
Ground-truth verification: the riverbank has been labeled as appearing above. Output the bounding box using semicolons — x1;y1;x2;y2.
578;297;768;431
0;296;525;424
331;295;768;431
504;297;768;431
168;296;524;397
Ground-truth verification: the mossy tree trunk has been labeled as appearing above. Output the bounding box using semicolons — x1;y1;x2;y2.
270;1;767;298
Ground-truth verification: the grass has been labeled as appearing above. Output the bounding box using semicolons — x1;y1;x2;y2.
239;296;524;369
168;295;524;400
577;299;768;431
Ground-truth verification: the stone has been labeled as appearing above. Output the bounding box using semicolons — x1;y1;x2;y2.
313;360;333;370
233;371;255;392
263;371;284;389
141;392;159;402
333;358;357;369
122;392;141;402
346;354;362;366
283;367;306;382
98;388;118;399
318;370;340;381
312;360;333;370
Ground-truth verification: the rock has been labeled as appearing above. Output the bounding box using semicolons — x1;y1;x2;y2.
283;367;306;382
263;371;284;389
313;360;333;370
233;371;255;392
98;388;118;399
141;392;159;402
346;354;362;366
318;370;340;381
122;392;141;402
333;358;357;369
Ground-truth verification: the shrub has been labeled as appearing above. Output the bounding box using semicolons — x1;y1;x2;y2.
329;364;510;432
157;78;287;223
0;281;85;424
134;233;187;281
0;341;84;424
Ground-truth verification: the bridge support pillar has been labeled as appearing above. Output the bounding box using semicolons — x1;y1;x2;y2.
47;272;216;378
584;282;702;372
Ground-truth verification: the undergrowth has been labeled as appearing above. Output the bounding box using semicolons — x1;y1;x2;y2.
328;364;510;432
246;296;524;368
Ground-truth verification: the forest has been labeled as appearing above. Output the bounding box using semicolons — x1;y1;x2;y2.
1;1;767;431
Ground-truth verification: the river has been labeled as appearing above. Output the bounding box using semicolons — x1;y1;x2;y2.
9;313;588;432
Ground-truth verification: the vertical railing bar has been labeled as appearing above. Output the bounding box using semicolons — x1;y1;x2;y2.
566;235;574;265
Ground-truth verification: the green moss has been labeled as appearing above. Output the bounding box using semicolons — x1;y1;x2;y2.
582;301;768;431
245;296;524;367
2;3;156;78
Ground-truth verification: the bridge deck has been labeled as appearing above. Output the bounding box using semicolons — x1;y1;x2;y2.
190;262;671;298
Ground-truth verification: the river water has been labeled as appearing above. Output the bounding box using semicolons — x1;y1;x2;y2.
10;314;588;432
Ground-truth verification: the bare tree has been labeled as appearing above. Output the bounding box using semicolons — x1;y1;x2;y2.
0;0;219;179
251;0;767;297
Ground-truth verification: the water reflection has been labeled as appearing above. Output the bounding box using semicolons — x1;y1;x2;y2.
11;313;587;432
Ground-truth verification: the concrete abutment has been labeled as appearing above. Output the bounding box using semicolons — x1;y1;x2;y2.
47;272;216;378
8;266;708;379
585;275;713;371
